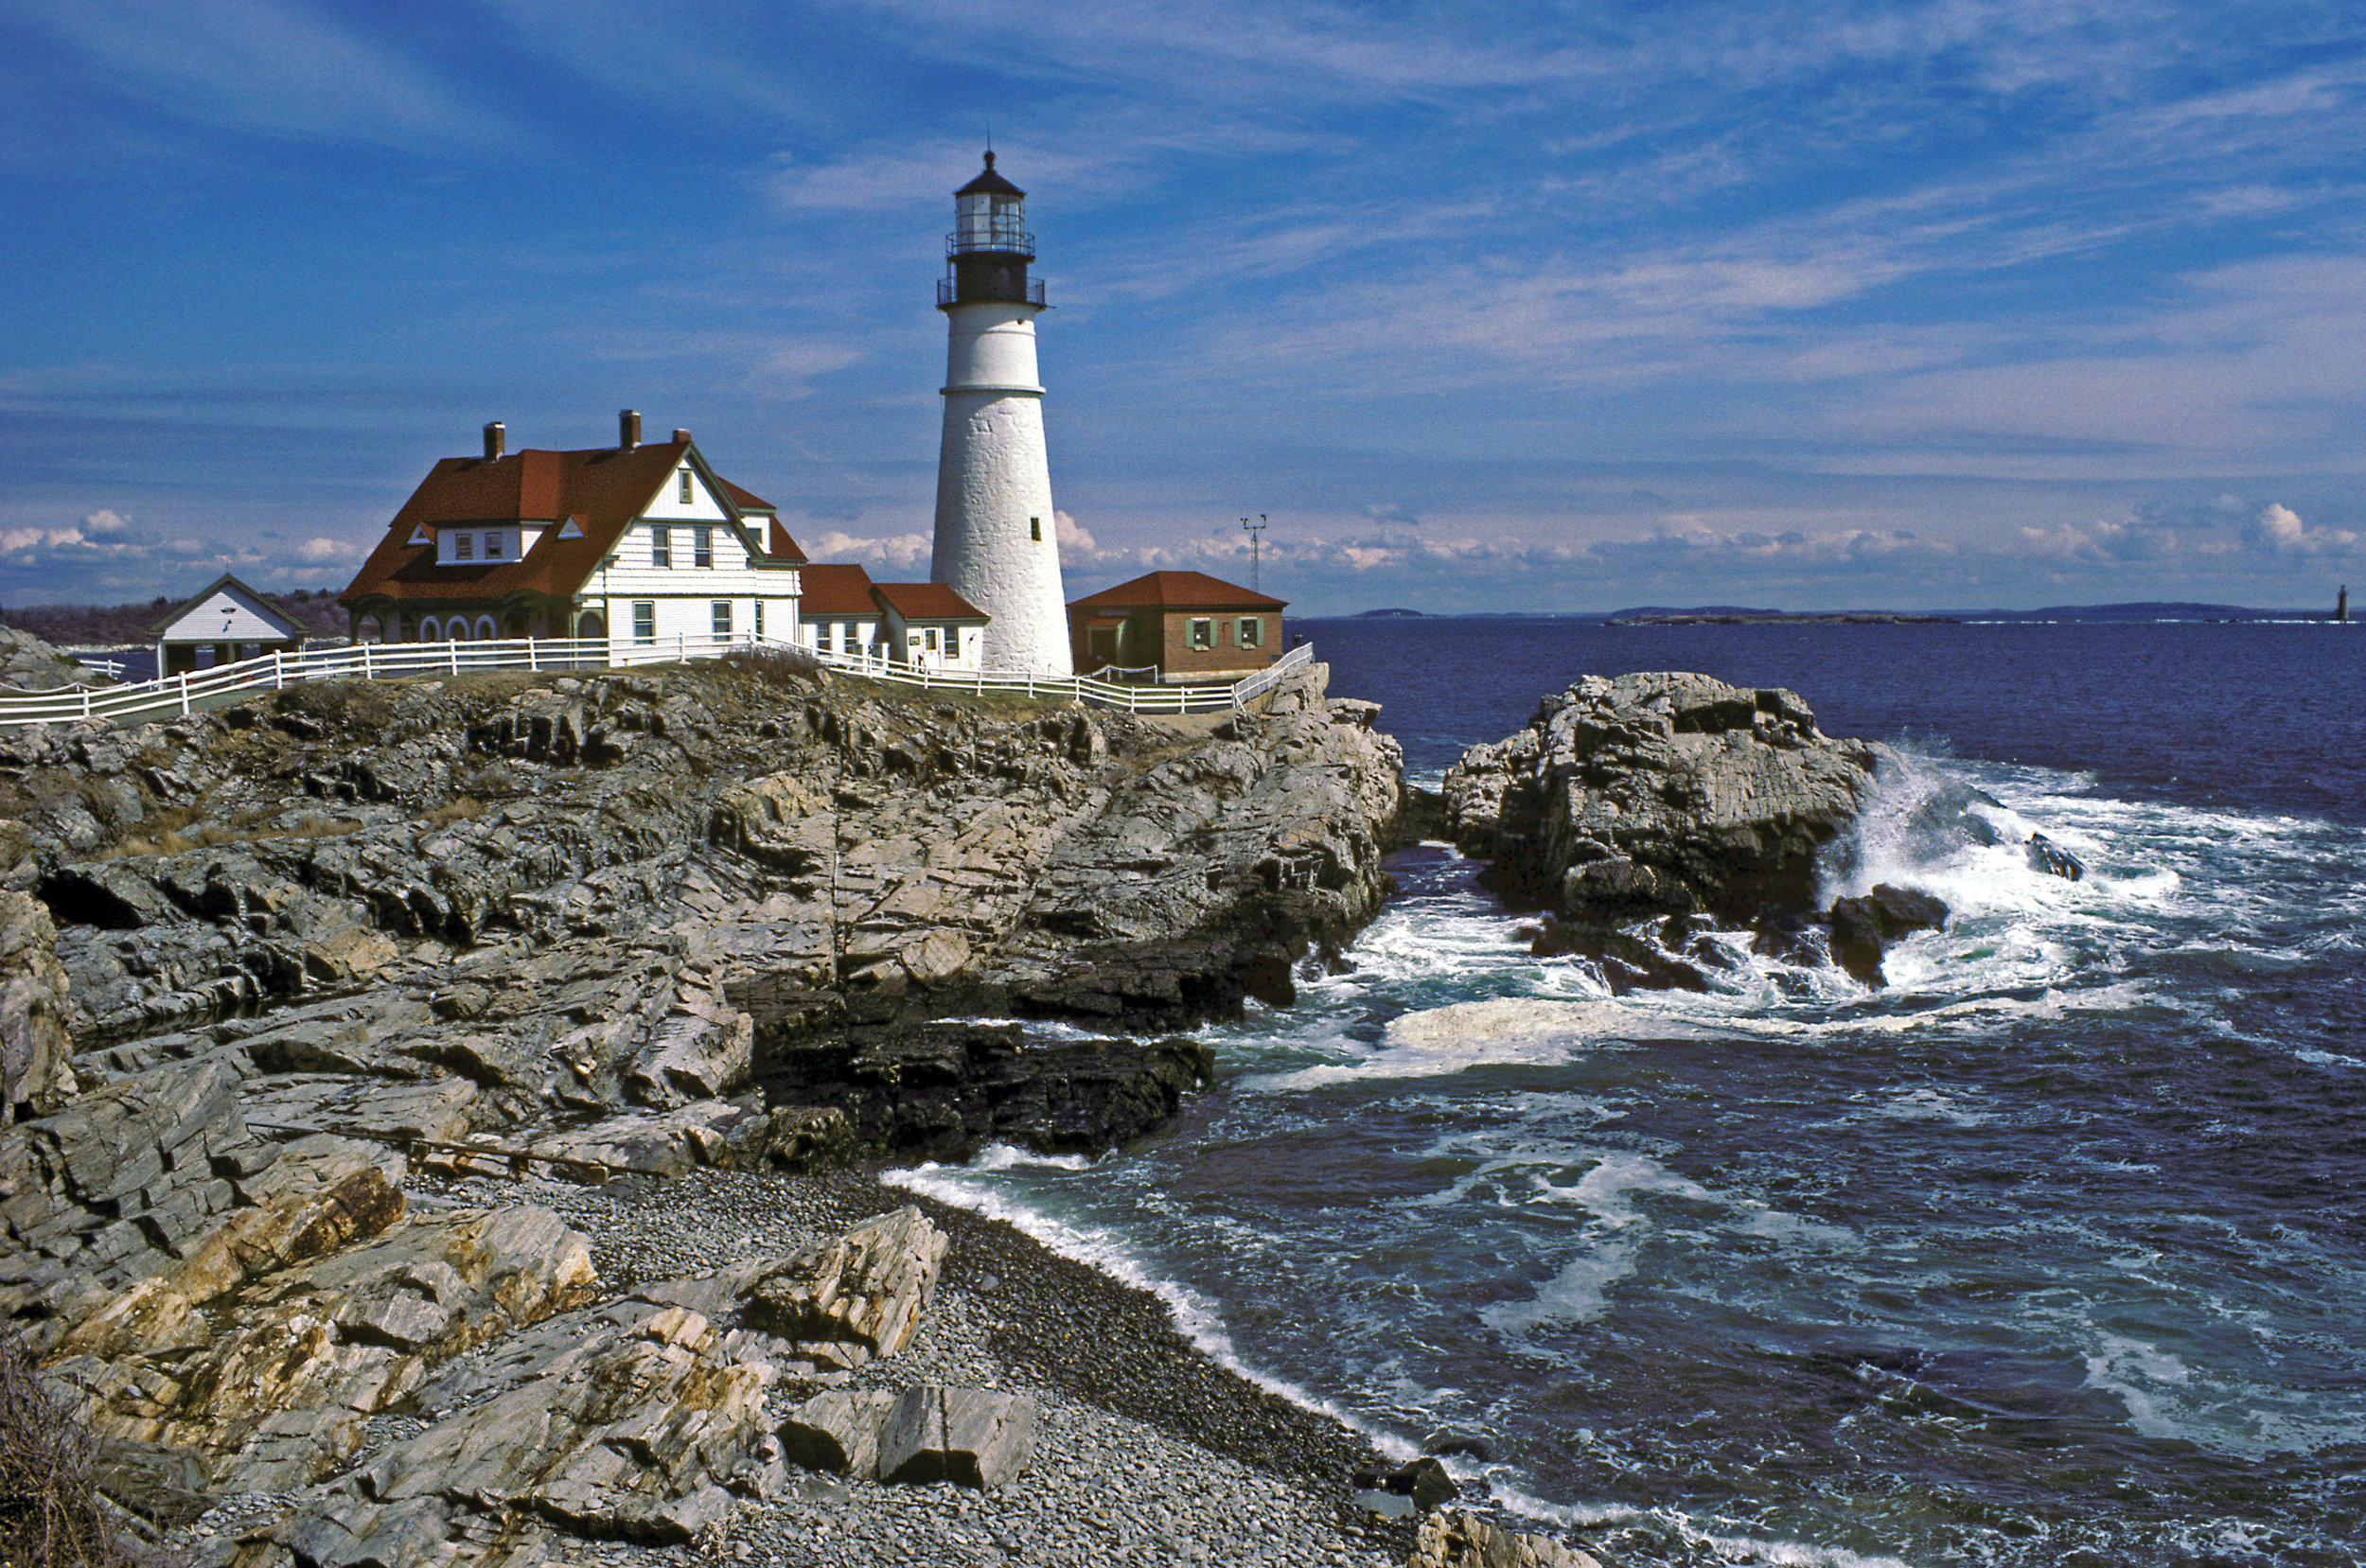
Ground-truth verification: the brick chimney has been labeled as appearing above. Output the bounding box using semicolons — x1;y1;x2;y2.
619;409;642;450
483;421;504;460
673;428;692;444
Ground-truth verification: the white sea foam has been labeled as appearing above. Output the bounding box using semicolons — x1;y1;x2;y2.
1244;996;1703;1091
881;1161;1418;1466
1485;1481;1915;1568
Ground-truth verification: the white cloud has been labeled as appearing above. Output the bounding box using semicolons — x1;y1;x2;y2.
295;537;360;564
81;509;132;537
807;529;932;572
2243;502;2360;555
1053;511;1096;553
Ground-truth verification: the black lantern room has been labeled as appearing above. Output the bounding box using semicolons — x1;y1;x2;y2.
940;152;1047;309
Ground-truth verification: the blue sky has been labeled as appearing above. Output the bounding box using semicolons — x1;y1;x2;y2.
2;0;2360;616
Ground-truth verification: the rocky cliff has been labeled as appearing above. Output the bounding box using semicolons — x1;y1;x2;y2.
2;653;1399;1163
0;651;1409;1563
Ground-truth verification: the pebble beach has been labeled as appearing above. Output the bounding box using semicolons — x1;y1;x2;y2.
169;1163;1430;1568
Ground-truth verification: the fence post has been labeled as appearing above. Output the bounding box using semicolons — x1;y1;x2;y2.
81;684;92;720
449;641;458;676
179;672;191;717
528;637;539;672
362;642;374;679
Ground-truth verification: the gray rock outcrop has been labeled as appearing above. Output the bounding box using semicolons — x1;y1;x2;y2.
1;888;77;1119
1410;1509;1607;1568
5;655;1400;1164
0;625;113;692
1444;672;1882;925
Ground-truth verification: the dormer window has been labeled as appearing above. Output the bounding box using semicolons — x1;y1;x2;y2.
484;531;503;559
454;532;475;561
679;468;694;504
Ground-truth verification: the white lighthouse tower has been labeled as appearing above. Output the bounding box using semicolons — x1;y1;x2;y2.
929;152;1072;674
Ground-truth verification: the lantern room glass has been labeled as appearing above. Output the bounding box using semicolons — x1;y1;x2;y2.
955;190;1026;254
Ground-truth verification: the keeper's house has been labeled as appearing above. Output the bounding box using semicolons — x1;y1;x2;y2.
797;562;989;673
1068;571;1285;682
339;412;803;648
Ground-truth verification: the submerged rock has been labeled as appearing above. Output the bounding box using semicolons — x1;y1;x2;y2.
1827;884;1950;987
2027;833;2085;881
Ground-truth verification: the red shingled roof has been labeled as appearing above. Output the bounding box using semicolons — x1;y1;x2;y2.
872;582;987;622
801;563;878;617
340;439;798;609
1068;570;1284;611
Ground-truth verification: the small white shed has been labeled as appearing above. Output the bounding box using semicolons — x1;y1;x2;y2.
147;573;308;676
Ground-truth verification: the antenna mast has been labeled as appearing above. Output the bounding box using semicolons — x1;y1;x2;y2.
1240;514;1267;591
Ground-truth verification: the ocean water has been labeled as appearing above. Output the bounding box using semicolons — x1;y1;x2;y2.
892;619;2366;1567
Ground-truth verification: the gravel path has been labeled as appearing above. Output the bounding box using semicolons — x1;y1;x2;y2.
386;1162;1429;1568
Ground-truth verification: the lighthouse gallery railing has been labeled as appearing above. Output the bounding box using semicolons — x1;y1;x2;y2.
0;633;1315;730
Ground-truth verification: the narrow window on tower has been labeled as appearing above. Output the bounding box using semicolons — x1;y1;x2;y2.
651;526;671;568
1190;618;1213;650
694;527;714;569
1031;517;1041;541
678;468;694;504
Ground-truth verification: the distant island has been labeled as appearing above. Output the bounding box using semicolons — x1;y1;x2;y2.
1609;609;1957;625
1353;607;1424;618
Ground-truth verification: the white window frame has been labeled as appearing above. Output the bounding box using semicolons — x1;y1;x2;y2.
454;532;475;561
632;601;655;644
712;600;733;639
1189;617;1213;650
651;526;671;569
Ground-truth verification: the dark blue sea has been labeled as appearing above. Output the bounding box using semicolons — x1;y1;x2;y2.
897;618;2366;1567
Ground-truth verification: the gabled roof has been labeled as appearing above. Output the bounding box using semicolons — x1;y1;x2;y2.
340;438;794;608
802;563;879;618
1068;570;1285;612
873;582;988;623
147;573;308;641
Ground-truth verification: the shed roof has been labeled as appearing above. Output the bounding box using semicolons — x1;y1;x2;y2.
801;563;879;618
873;582;988;622
1068;570;1285;612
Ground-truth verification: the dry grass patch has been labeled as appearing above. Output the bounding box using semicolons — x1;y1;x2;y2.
0;1330;143;1567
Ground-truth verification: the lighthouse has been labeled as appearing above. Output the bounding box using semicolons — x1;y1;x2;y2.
929;152;1072;674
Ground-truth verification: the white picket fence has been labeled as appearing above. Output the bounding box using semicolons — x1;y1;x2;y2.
0;631;1315;731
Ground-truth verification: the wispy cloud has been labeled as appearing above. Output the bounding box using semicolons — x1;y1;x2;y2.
12;0;518;151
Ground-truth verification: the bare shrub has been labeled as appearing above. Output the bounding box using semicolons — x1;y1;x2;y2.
719;644;820;689
0;1330;139;1567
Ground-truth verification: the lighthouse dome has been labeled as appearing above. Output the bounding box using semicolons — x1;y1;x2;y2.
951;151;1031;257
